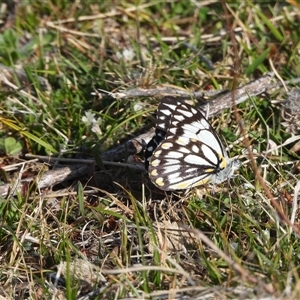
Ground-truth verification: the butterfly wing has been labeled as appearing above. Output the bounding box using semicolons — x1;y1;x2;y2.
145;97;183;169
148;101;231;191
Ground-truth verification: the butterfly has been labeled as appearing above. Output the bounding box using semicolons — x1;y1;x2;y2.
145;97;240;191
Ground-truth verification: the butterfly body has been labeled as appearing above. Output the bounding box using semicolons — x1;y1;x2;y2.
145;97;239;191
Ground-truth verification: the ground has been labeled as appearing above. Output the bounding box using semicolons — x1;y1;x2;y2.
0;1;300;299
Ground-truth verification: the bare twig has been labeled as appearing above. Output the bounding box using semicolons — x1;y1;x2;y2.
95;85;213;100
100;127;155;162
99;73;276;161
0;164;92;197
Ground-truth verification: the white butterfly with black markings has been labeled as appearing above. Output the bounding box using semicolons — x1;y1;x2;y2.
145;97;240;191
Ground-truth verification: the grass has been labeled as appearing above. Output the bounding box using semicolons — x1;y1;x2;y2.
0;0;300;299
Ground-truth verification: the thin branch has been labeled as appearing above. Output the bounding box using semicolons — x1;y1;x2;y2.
98;73;275;161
